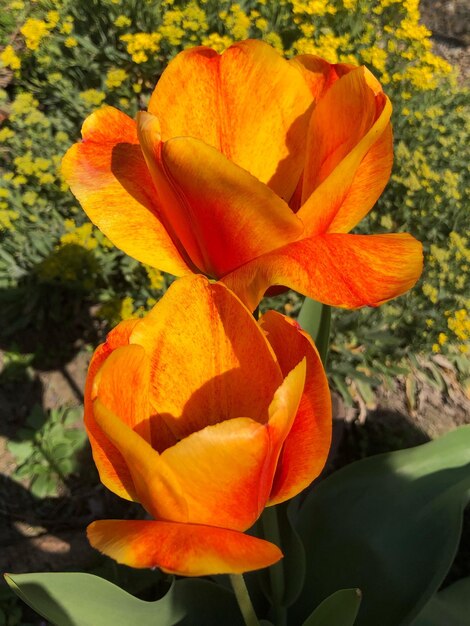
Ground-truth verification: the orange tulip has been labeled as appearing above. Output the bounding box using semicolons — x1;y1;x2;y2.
62;40;422;311
85;275;331;576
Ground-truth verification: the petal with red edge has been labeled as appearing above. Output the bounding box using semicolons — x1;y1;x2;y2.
299;68;392;236
84;321;142;501
129;275;283;447
136;112;209;273
92;399;188;522
149;40;313;200
88;520;282;576
262;360;307;494
161;417;270;530
158;135;304;276
62;106;191;275
222;232;423;312
289;55;347;101
260;312;332;505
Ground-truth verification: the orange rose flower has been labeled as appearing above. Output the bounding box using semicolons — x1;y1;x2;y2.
85;275;331;576
63;40;422;311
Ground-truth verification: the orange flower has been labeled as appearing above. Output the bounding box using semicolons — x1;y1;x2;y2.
85;275;331;576
62;40;422;311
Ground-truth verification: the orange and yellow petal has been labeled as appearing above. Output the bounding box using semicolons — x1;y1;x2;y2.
260;312;332;504
129;275;283;446
222;232;423;312
148;40;313;201
62;106;191;276
92;400;188;522
289;55;350;102
157;134;304;276
88;519;282;576
299;67;392;235
262;360;307;502
84;320;141;501
161;417;270;530
136;112;208;273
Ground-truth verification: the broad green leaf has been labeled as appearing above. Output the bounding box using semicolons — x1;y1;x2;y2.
302;589;361;626
411;577;470;626
297;298;331;365
291;426;470;626
6;572;243;626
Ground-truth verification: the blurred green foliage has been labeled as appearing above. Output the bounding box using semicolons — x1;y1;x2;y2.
0;0;468;394
7;404;86;498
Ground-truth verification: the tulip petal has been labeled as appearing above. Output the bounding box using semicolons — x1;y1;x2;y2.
161;417;270;530
62;106;191;275
148;40;313;200
157;134;304;276
289;55;352;101
88;520;282;576
129;275;283;447
84;321;142;501
262;360;308;502
93;399;188;522
222;232;423;311
299;67;393;236
260;312;332;504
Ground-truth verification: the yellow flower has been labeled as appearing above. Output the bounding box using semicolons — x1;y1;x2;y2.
23;190;38;206
46;11;60;28
145;265;164;290
105;68;128;89
0;208;19;230
438;332;447;346
200;33;233;53
65;37;78;48
79;89;106;106
21;18;49;50
120;32;161;63
0;127;14;142
114;15;132;28
0;45;21;70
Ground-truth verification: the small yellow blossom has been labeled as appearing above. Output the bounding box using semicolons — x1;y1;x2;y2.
64;36;78;48
0;45;21;70
79;89;106;106
114;15;132;28
0;127;15;142
438;333;447;346
105;68;128;89
21;18;49;51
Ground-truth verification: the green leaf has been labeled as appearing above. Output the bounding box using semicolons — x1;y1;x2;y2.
301;589;362;626
292;426;470;626
411;577;470;626
297;299;331;365
6;573;243;626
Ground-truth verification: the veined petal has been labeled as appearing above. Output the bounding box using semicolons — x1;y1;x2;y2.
148;40;314;200
222;233;423;311
159;135;304;276
262;360;307;501
136;112;210;273
161;418;270;530
93;399;188;522
129;275;283;448
88;520;282;576
289;55;352;101
61;106;191;275
260;312;332;505
84;320;141;501
299;67;393;236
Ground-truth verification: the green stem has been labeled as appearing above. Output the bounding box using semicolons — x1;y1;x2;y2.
262;506;286;626
229;574;260;626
